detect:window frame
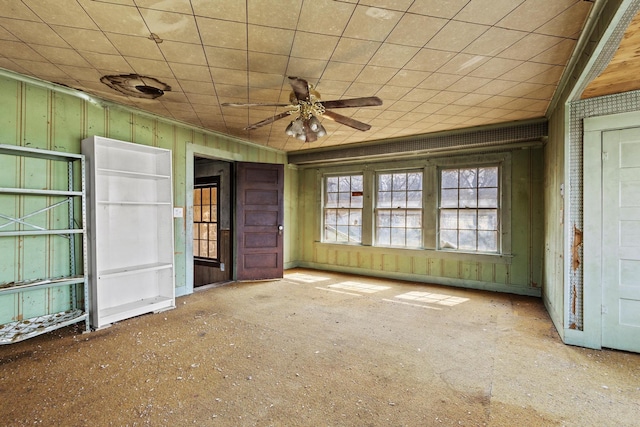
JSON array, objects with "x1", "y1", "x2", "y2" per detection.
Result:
[
  {"x1": 437, "y1": 164, "x2": 501, "y2": 253},
  {"x1": 374, "y1": 169, "x2": 424, "y2": 248},
  {"x1": 193, "y1": 176, "x2": 221, "y2": 266},
  {"x1": 322, "y1": 173, "x2": 365, "y2": 244}
]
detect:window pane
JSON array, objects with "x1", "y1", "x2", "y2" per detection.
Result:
[
  {"x1": 478, "y1": 188, "x2": 498, "y2": 208},
  {"x1": 336, "y1": 209, "x2": 349, "y2": 225},
  {"x1": 350, "y1": 210, "x2": 362, "y2": 227},
  {"x1": 441, "y1": 189, "x2": 459, "y2": 208},
  {"x1": 392, "y1": 173, "x2": 407, "y2": 191},
  {"x1": 406, "y1": 228, "x2": 422, "y2": 247},
  {"x1": 459, "y1": 230, "x2": 477, "y2": 250},
  {"x1": 200, "y1": 223, "x2": 208, "y2": 240},
  {"x1": 202, "y1": 187, "x2": 210, "y2": 204},
  {"x1": 391, "y1": 228, "x2": 405, "y2": 246},
  {"x1": 478, "y1": 210, "x2": 498, "y2": 230},
  {"x1": 202, "y1": 205, "x2": 210, "y2": 221},
  {"x1": 349, "y1": 226, "x2": 362, "y2": 242},
  {"x1": 441, "y1": 170, "x2": 458, "y2": 188},
  {"x1": 194, "y1": 204, "x2": 201, "y2": 222},
  {"x1": 459, "y1": 169, "x2": 477, "y2": 188},
  {"x1": 440, "y1": 210, "x2": 458, "y2": 229},
  {"x1": 325, "y1": 209, "x2": 336, "y2": 225},
  {"x1": 407, "y1": 191, "x2": 422, "y2": 208},
  {"x1": 194, "y1": 188, "x2": 201, "y2": 205},
  {"x1": 351, "y1": 175, "x2": 363, "y2": 192},
  {"x1": 336, "y1": 225, "x2": 349, "y2": 241},
  {"x1": 478, "y1": 231, "x2": 498, "y2": 252},
  {"x1": 377, "y1": 210, "x2": 391, "y2": 227},
  {"x1": 407, "y1": 173, "x2": 422, "y2": 190},
  {"x1": 478, "y1": 167, "x2": 498, "y2": 187},
  {"x1": 392, "y1": 191, "x2": 407, "y2": 208},
  {"x1": 459, "y1": 188, "x2": 477, "y2": 208},
  {"x1": 459, "y1": 211, "x2": 477, "y2": 230},
  {"x1": 326, "y1": 192, "x2": 338, "y2": 207},
  {"x1": 209, "y1": 242, "x2": 217, "y2": 258},
  {"x1": 200, "y1": 240, "x2": 209, "y2": 257},
  {"x1": 440, "y1": 230, "x2": 458, "y2": 249},
  {"x1": 406, "y1": 210, "x2": 422, "y2": 227},
  {"x1": 338, "y1": 176, "x2": 351, "y2": 192},
  {"x1": 391, "y1": 211, "x2": 406, "y2": 227},
  {"x1": 325, "y1": 227, "x2": 337, "y2": 241},
  {"x1": 378, "y1": 191, "x2": 392, "y2": 208},
  {"x1": 377, "y1": 227, "x2": 391, "y2": 245},
  {"x1": 378, "y1": 174, "x2": 392, "y2": 191},
  {"x1": 338, "y1": 192, "x2": 351, "y2": 207},
  {"x1": 326, "y1": 177, "x2": 338, "y2": 192},
  {"x1": 351, "y1": 193, "x2": 363, "y2": 208}
]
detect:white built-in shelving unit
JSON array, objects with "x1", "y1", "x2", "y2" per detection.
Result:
[{"x1": 82, "y1": 136, "x2": 175, "y2": 329}]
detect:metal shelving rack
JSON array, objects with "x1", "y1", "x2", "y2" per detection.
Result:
[{"x1": 0, "y1": 144, "x2": 89, "y2": 344}]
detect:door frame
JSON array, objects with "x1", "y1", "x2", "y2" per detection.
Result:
[
  {"x1": 183, "y1": 143, "x2": 244, "y2": 296},
  {"x1": 583, "y1": 110, "x2": 640, "y2": 349}
]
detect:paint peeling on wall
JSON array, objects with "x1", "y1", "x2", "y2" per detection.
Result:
[{"x1": 572, "y1": 225, "x2": 583, "y2": 271}]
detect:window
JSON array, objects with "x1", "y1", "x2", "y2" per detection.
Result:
[
  {"x1": 376, "y1": 171, "x2": 423, "y2": 247},
  {"x1": 193, "y1": 177, "x2": 219, "y2": 262},
  {"x1": 439, "y1": 166, "x2": 499, "y2": 252},
  {"x1": 323, "y1": 175, "x2": 363, "y2": 243}
]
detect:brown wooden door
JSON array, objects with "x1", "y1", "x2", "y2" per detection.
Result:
[{"x1": 236, "y1": 162, "x2": 284, "y2": 280}]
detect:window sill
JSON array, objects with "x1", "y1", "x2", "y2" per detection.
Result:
[{"x1": 315, "y1": 242, "x2": 513, "y2": 264}]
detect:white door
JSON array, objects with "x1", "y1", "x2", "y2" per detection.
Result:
[{"x1": 602, "y1": 128, "x2": 640, "y2": 352}]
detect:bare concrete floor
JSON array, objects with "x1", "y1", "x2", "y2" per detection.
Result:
[{"x1": 1, "y1": 268, "x2": 639, "y2": 426}]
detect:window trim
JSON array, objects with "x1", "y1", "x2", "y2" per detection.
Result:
[{"x1": 432, "y1": 153, "x2": 511, "y2": 255}]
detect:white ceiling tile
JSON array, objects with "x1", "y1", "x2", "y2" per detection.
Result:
[
  {"x1": 248, "y1": 0, "x2": 301, "y2": 29},
  {"x1": 191, "y1": 0, "x2": 246, "y2": 21},
  {"x1": 79, "y1": 0, "x2": 147, "y2": 36},
  {"x1": 386, "y1": 14, "x2": 447, "y2": 47},
  {"x1": 197, "y1": 17, "x2": 247, "y2": 49},
  {"x1": 297, "y1": 0, "x2": 355, "y2": 36},
  {"x1": 139, "y1": 9, "x2": 201, "y2": 43},
  {"x1": 23, "y1": 0, "x2": 97, "y2": 29},
  {"x1": 454, "y1": 0, "x2": 524, "y2": 25},
  {"x1": 426, "y1": 20, "x2": 489, "y2": 52},
  {"x1": 106, "y1": 33, "x2": 164, "y2": 60},
  {"x1": 160, "y1": 41, "x2": 208, "y2": 66},
  {"x1": 343, "y1": 5, "x2": 403, "y2": 42},
  {"x1": 408, "y1": 0, "x2": 469, "y2": 19},
  {"x1": 248, "y1": 25, "x2": 295, "y2": 56},
  {"x1": 0, "y1": 18, "x2": 69, "y2": 47}
]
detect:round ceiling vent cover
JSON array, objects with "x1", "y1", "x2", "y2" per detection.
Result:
[{"x1": 100, "y1": 74, "x2": 171, "y2": 99}]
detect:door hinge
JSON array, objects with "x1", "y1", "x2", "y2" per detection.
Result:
[
  {"x1": 601, "y1": 305, "x2": 608, "y2": 314},
  {"x1": 602, "y1": 152, "x2": 609, "y2": 161}
]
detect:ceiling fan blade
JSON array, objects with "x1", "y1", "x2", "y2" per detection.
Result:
[
  {"x1": 322, "y1": 110, "x2": 372, "y2": 132},
  {"x1": 244, "y1": 111, "x2": 291, "y2": 130},
  {"x1": 222, "y1": 102, "x2": 292, "y2": 108},
  {"x1": 288, "y1": 76, "x2": 310, "y2": 103},
  {"x1": 321, "y1": 97, "x2": 383, "y2": 109}
]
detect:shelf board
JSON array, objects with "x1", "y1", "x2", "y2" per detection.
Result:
[
  {"x1": 97, "y1": 168, "x2": 170, "y2": 180},
  {"x1": 98, "y1": 296, "x2": 174, "y2": 327},
  {"x1": 97, "y1": 201, "x2": 172, "y2": 206},
  {"x1": 99, "y1": 262, "x2": 173, "y2": 279},
  {"x1": 0, "y1": 310, "x2": 88, "y2": 344},
  {"x1": 0, "y1": 144, "x2": 84, "y2": 161},
  {"x1": 0, "y1": 229, "x2": 84, "y2": 237},
  {"x1": 0, "y1": 187, "x2": 83, "y2": 196},
  {"x1": 0, "y1": 275, "x2": 85, "y2": 295}
]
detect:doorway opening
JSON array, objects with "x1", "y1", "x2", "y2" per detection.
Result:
[{"x1": 193, "y1": 157, "x2": 233, "y2": 287}]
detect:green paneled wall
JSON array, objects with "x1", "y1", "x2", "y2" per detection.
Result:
[
  {"x1": 295, "y1": 147, "x2": 544, "y2": 297},
  {"x1": 0, "y1": 73, "x2": 287, "y2": 324}
]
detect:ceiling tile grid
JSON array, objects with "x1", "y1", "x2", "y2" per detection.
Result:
[{"x1": 0, "y1": 0, "x2": 594, "y2": 151}]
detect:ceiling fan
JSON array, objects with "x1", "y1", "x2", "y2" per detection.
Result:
[{"x1": 222, "y1": 76, "x2": 383, "y2": 143}]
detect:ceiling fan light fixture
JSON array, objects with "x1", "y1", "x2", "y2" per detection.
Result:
[{"x1": 100, "y1": 74, "x2": 171, "y2": 99}]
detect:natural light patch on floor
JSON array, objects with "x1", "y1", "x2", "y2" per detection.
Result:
[
  {"x1": 395, "y1": 291, "x2": 469, "y2": 306},
  {"x1": 328, "y1": 281, "x2": 391, "y2": 293},
  {"x1": 284, "y1": 273, "x2": 331, "y2": 283}
]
